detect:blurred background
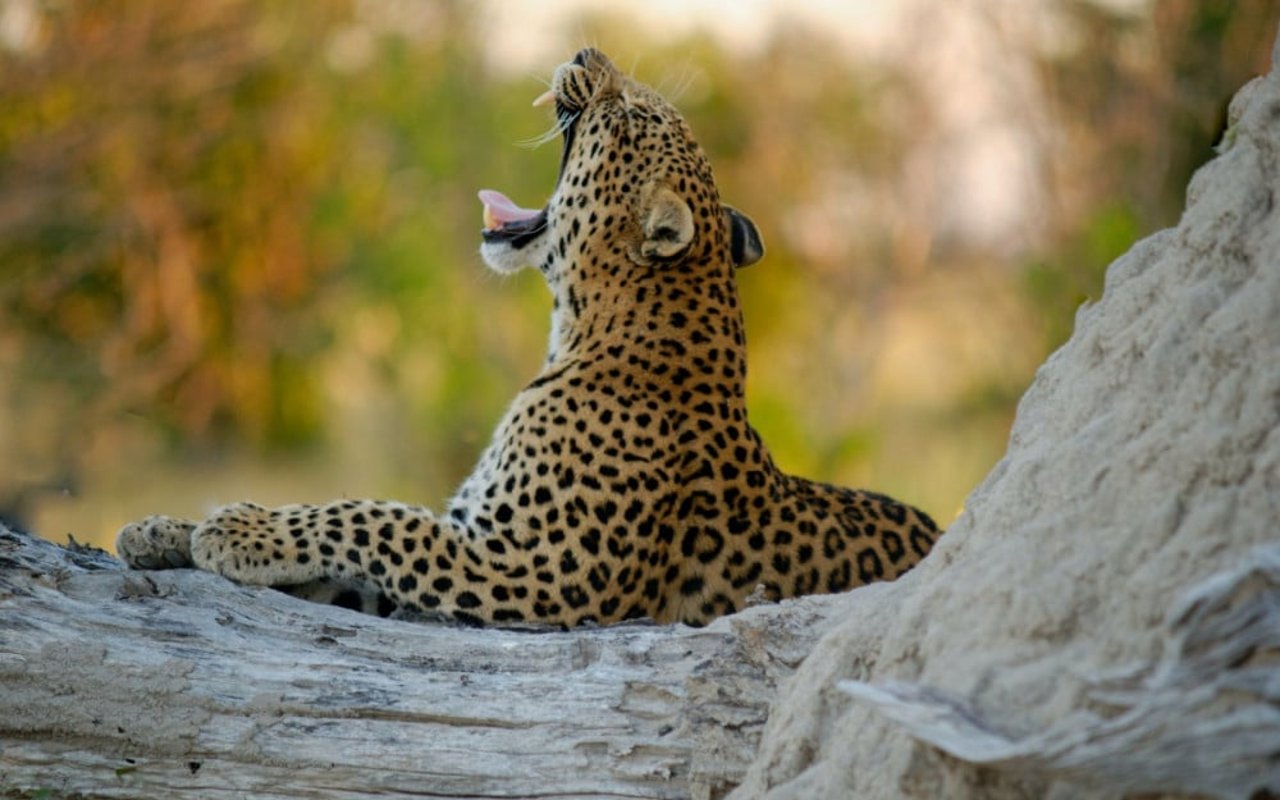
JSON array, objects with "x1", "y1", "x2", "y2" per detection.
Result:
[{"x1": 1, "y1": 0, "x2": 1274, "y2": 549}]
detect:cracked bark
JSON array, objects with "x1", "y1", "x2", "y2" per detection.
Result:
[{"x1": 0, "y1": 527, "x2": 837, "y2": 799}]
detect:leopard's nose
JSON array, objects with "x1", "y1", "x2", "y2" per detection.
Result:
[{"x1": 570, "y1": 48, "x2": 614, "y2": 72}]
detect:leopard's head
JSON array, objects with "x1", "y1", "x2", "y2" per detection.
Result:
[{"x1": 479, "y1": 49, "x2": 762, "y2": 292}]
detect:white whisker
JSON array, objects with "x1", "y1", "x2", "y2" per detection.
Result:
[
  {"x1": 522, "y1": 67, "x2": 553, "y2": 89},
  {"x1": 517, "y1": 125, "x2": 564, "y2": 150},
  {"x1": 657, "y1": 58, "x2": 699, "y2": 104},
  {"x1": 517, "y1": 109, "x2": 579, "y2": 150}
]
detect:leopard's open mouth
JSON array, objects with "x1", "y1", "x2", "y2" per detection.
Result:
[
  {"x1": 478, "y1": 190, "x2": 548, "y2": 250},
  {"x1": 479, "y1": 75, "x2": 583, "y2": 251}
]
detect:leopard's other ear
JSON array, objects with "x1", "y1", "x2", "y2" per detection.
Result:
[
  {"x1": 725, "y1": 206, "x2": 763, "y2": 268},
  {"x1": 634, "y1": 185, "x2": 695, "y2": 264}
]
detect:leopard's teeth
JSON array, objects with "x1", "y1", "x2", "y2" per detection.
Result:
[
  {"x1": 483, "y1": 205, "x2": 499, "y2": 231},
  {"x1": 532, "y1": 89, "x2": 556, "y2": 108}
]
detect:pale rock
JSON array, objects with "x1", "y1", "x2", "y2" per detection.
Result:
[{"x1": 732, "y1": 24, "x2": 1280, "y2": 800}]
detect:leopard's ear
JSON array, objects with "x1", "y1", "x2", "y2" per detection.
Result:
[
  {"x1": 634, "y1": 185, "x2": 695, "y2": 264},
  {"x1": 725, "y1": 206, "x2": 763, "y2": 268}
]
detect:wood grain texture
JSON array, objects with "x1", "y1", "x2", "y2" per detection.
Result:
[{"x1": 0, "y1": 527, "x2": 838, "y2": 799}]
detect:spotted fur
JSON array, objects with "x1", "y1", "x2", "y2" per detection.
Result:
[{"x1": 116, "y1": 49, "x2": 941, "y2": 627}]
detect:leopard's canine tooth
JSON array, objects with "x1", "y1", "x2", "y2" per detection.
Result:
[{"x1": 532, "y1": 89, "x2": 556, "y2": 108}]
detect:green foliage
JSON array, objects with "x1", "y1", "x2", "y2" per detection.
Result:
[
  {"x1": 0, "y1": 0, "x2": 1273, "y2": 539},
  {"x1": 1024, "y1": 202, "x2": 1141, "y2": 348},
  {"x1": 1020, "y1": 0, "x2": 1277, "y2": 350}
]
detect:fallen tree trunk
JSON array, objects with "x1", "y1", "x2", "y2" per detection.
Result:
[{"x1": 0, "y1": 527, "x2": 838, "y2": 799}]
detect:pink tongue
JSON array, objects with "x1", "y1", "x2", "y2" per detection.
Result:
[{"x1": 479, "y1": 189, "x2": 542, "y2": 226}]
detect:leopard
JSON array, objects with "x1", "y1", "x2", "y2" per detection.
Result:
[{"x1": 116, "y1": 48, "x2": 942, "y2": 628}]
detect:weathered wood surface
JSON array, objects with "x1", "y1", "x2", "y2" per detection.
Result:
[{"x1": 0, "y1": 526, "x2": 837, "y2": 799}]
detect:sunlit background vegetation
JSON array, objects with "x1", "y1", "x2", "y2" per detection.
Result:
[{"x1": 1, "y1": 0, "x2": 1274, "y2": 548}]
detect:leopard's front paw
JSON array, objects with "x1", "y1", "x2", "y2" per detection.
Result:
[
  {"x1": 191, "y1": 502, "x2": 324, "y2": 586},
  {"x1": 115, "y1": 515, "x2": 197, "y2": 570}
]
